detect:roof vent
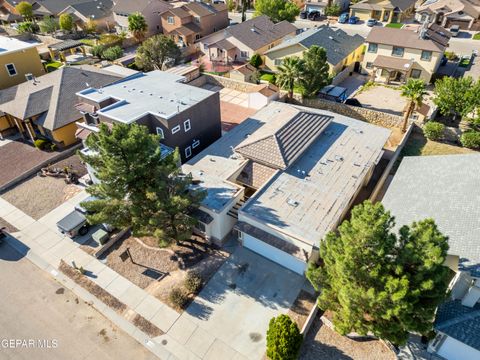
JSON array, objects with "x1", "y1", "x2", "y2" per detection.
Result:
[
  {"x1": 328, "y1": 36, "x2": 333, "y2": 40},
  {"x1": 287, "y1": 198, "x2": 299, "y2": 207}
]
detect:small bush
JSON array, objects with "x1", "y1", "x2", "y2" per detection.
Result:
[
  {"x1": 91, "y1": 45, "x2": 105, "y2": 58},
  {"x1": 169, "y1": 288, "x2": 189, "y2": 309},
  {"x1": 50, "y1": 143, "x2": 57, "y2": 151},
  {"x1": 423, "y1": 121, "x2": 445, "y2": 141},
  {"x1": 325, "y1": 4, "x2": 341, "y2": 16},
  {"x1": 266, "y1": 314, "x2": 303, "y2": 360},
  {"x1": 184, "y1": 271, "x2": 203, "y2": 294},
  {"x1": 460, "y1": 131, "x2": 480, "y2": 149},
  {"x1": 249, "y1": 54, "x2": 263, "y2": 68},
  {"x1": 473, "y1": 33, "x2": 480, "y2": 40},
  {"x1": 444, "y1": 51, "x2": 457, "y2": 61},
  {"x1": 17, "y1": 21, "x2": 38, "y2": 34},
  {"x1": 102, "y1": 45, "x2": 124, "y2": 61},
  {"x1": 34, "y1": 139, "x2": 48, "y2": 150}
]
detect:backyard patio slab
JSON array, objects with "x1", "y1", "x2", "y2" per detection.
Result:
[{"x1": 354, "y1": 85, "x2": 407, "y2": 116}]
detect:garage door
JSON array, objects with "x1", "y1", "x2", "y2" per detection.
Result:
[{"x1": 242, "y1": 234, "x2": 307, "y2": 275}]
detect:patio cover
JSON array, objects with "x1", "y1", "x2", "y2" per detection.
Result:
[
  {"x1": 48, "y1": 39, "x2": 84, "y2": 52},
  {"x1": 211, "y1": 39, "x2": 236, "y2": 51},
  {"x1": 373, "y1": 55, "x2": 414, "y2": 72}
]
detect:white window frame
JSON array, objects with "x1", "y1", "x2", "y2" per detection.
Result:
[
  {"x1": 240, "y1": 51, "x2": 248, "y2": 58},
  {"x1": 171, "y1": 125, "x2": 181, "y2": 134},
  {"x1": 184, "y1": 119, "x2": 191, "y2": 132},
  {"x1": 367, "y1": 43, "x2": 378, "y2": 53},
  {"x1": 5, "y1": 63, "x2": 17, "y2": 76},
  {"x1": 185, "y1": 146, "x2": 192, "y2": 158},
  {"x1": 167, "y1": 16, "x2": 174, "y2": 24},
  {"x1": 156, "y1": 127, "x2": 164, "y2": 139},
  {"x1": 421, "y1": 50, "x2": 432, "y2": 61},
  {"x1": 192, "y1": 139, "x2": 200, "y2": 148}
]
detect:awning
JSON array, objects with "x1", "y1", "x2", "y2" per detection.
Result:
[
  {"x1": 373, "y1": 55, "x2": 414, "y2": 72},
  {"x1": 211, "y1": 39, "x2": 236, "y2": 51},
  {"x1": 48, "y1": 39, "x2": 84, "y2": 52}
]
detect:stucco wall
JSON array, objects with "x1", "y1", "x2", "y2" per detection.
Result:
[
  {"x1": 0, "y1": 47, "x2": 45, "y2": 89},
  {"x1": 52, "y1": 121, "x2": 82, "y2": 147}
]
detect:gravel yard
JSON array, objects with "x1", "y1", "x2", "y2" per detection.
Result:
[
  {"x1": 288, "y1": 290, "x2": 317, "y2": 329},
  {"x1": 1, "y1": 155, "x2": 86, "y2": 220},
  {"x1": 299, "y1": 316, "x2": 396, "y2": 360}
]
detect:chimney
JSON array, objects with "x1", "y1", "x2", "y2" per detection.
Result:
[{"x1": 461, "y1": 279, "x2": 480, "y2": 307}]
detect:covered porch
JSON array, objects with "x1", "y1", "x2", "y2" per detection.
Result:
[
  {"x1": 48, "y1": 40, "x2": 87, "y2": 63},
  {"x1": 371, "y1": 55, "x2": 413, "y2": 84},
  {"x1": 206, "y1": 39, "x2": 237, "y2": 64},
  {"x1": 170, "y1": 23, "x2": 202, "y2": 47}
]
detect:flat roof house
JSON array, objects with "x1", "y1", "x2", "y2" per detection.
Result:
[
  {"x1": 381, "y1": 154, "x2": 480, "y2": 360},
  {"x1": 363, "y1": 23, "x2": 450, "y2": 84},
  {"x1": 264, "y1": 26, "x2": 365, "y2": 75},
  {"x1": 198, "y1": 15, "x2": 297, "y2": 64},
  {"x1": 0, "y1": 65, "x2": 121, "y2": 147},
  {"x1": 182, "y1": 102, "x2": 390, "y2": 274},
  {"x1": 76, "y1": 70, "x2": 222, "y2": 163}
]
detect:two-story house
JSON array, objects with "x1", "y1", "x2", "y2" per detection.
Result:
[
  {"x1": 160, "y1": 2, "x2": 228, "y2": 47},
  {"x1": 198, "y1": 15, "x2": 297, "y2": 64},
  {"x1": 112, "y1": 0, "x2": 172, "y2": 36},
  {"x1": 75, "y1": 71, "x2": 222, "y2": 163},
  {"x1": 350, "y1": 0, "x2": 417, "y2": 23},
  {"x1": 362, "y1": 24, "x2": 450, "y2": 83}
]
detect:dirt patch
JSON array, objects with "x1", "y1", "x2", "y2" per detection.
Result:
[
  {"x1": 0, "y1": 217, "x2": 18, "y2": 233},
  {"x1": 132, "y1": 314, "x2": 164, "y2": 337},
  {"x1": 299, "y1": 316, "x2": 396, "y2": 360},
  {"x1": 288, "y1": 290, "x2": 317, "y2": 329},
  {"x1": 59, "y1": 260, "x2": 127, "y2": 314},
  {"x1": 53, "y1": 154, "x2": 88, "y2": 177}
]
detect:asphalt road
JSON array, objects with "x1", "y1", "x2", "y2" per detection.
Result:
[{"x1": 0, "y1": 242, "x2": 157, "y2": 360}]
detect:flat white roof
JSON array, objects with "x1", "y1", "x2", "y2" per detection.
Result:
[
  {"x1": 77, "y1": 71, "x2": 215, "y2": 122},
  {"x1": 0, "y1": 37, "x2": 39, "y2": 56}
]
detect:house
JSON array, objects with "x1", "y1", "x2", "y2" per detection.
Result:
[
  {"x1": 229, "y1": 63, "x2": 258, "y2": 83},
  {"x1": 112, "y1": 0, "x2": 172, "y2": 36},
  {"x1": 350, "y1": 0, "x2": 417, "y2": 23},
  {"x1": 0, "y1": 0, "x2": 22, "y2": 22},
  {"x1": 416, "y1": 0, "x2": 480, "y2": 30},
  {"x1": 58, "y1": 0, "x2": 114, "y2": 31},
  {"x1": 0, "y1": 66, "x2": 122, "y2": 147},
  {"x1": 182, "y1": 102, "x2": 390, "y2": 274},
  {"x1": 362, "y1": 24, "x2": 450, "y2": 83},
  {"x1": 264, "y1": 26, "x2": 365, "y2": 76},
  {"x1": 198, "y1": 15, "x2": 297, "y2": 64},
  {"x1": 160, "y1": 2, "x2": 228, "y2": 47},
  {"x1": 75, "y1": 70, "x2": 222, "y2": 163},
  {"x1": 0, "y1": 36, "x2": 45, "y2": 90},
  {"x1": 304, "y1": 0, "x2": 351, "y2": 14},
  {"x1": 381, "y1": 154, "x2": 480, "y2": 360}
]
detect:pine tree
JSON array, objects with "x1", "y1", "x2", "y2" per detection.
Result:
[
  {"x1": 307, "y1": 201, "x2": 451, "y2": 346},
  {"x1": 266, "y1": 315, "x2": 303, "y2": 360}
]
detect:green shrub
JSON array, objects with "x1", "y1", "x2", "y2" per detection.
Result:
[
  {"x1": 91, "y1": 45, "x2": 105, "y2": 58},
  {"x1": 249, "y1": 54, "x2": 263, "y2": 68},
  {"x1": 17, "y1": 21, "x2": 38, "y2": 34},
  {"x1": 473, "y1": 33, "x2": 480, "y2": 40},
  {"x1": 423, "y1": 121, "x2": 445, "y2": 141},
  {"x1": 34, "y1": 139, "x2": 48, "y2": 150},
  {"x1": 266, "y1": 315, "x2": 303, "y2": 360},
  {"x1": 325, "y1": 4, "x2": 341, "y2": 16},
  {"x1": 169, "y1": 288, "x2": 189, "y2": 309},
  {"x1": 50, "y1": 143, "x2": 57, "y2": 151},
  {"x1": 184, "y1": 271, "x2": 203, "y2": 294},
  {"x1": 460, "y1": 131, "x2": 480, "y2": 149},
  {"x1": 102, "y1": 45, "x2": 123, "y2": 61},
  {"x1": 444, "y1": 51, "x2": 457, "y2": 61}
]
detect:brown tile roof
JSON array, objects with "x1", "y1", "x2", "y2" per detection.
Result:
[
  {"x1": 372, "y1": 55, "x2": 414, "y2": 71},
  {"x1": 233, "y1": 63, "x2": 257, "y2": 75},
  {"x1": 173, "y1": 22, "x2": 201, "y2": 36},
  {"x1": 366, "y1": 26, "x2": 448, "y2": 52},
  {"x1": 213, "y1": 38, "x2": 236, "y2": 50},
  {"x1": 168, "y1": 6, "x2": 190, "y2": 18},
  {"x1": 235, "y1": 110, "x2": 332, "y2": 169},
  {"x1": 250, "y1": 83, "x2": 279, "y2": 97},
  {"x1": 227, "y1": 15, "x2": 297, "y2": 51},
  {"x1": 236, "y1": 160, "x2": 277, "y2": 189},
  {"x1": 113, "y1": 0, "x2": 172, "y2": 14}
]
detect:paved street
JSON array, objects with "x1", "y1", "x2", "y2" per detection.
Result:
[{"x1": 0, "y1": 242, "x2": 157, "y2": 360}]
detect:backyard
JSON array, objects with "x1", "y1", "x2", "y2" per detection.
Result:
[
  {"x1": 401, "y1": 131, "x2": 476, "y2": 157},
  {"x1": 354, "y1": 84, "x2": 406, "y2": 116}
]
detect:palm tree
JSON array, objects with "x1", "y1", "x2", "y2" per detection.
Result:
[
  {"x1": 400, "y1": 78, "x2": 427, "y2": 132},
  {"x1": 128, "y1": 12, "x2": 148, "y2": 41},
  {"x1": 276, "y1": 56, "x2": 302, "y2": 102}
]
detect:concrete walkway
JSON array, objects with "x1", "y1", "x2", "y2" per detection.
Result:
[{"x1": 0, "y1": 193, "x2": 251, "y2": 360}]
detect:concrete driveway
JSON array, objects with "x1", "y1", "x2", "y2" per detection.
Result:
[{"x1": 169, "y1": 247, "x2": 304, "y2": 359}]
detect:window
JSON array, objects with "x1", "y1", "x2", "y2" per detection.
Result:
[
  {"x1": 421, "y1": 50, "x2": 432, "y2": 61},
  {"x1": 366, "y1": 62, "x2": 373, "y2": 69},
  {"x1": 167, "y1": 16, "x2": 174, "y2": 24},
  {"x1": 192, "y1": 139, "x2": 200, "y2": 148},
  {"x1": 274, "y1": 58, "x2": 283, "y2": 66},
  {"x1": 171, "y1": 125, "x2": 181, "y2": 134},
  {"x1": 5, "y1": 63, "x2": 17, "y2": 76},
  {"x1": 381, "y1": 69, "x2": 389, "y2": 77},
  {"x1": 240, "y1": 51, "x2": 248, "y2": 58},
  {"x1": 156, "y1": 127, "x2": 164, "y2": 139},
  {"x1": 411, "y1": 69, "x2": 422, "y2": 79},
  {"x1": 184, "y1": 119, "x2": 191, "y2": 132},
  {"x1": 391, "y1": 46, "x2": 404, "y2": 57},
  {"x1": 367, "y1": 43, "x2": 378, "y2": 53},
  {"x1": 185, "y1": 146, "x2": 192, "y2": 158}
]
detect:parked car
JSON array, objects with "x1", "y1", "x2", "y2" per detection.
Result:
[
  {"x1": 366, "y1": 18, "x2": 377, "y2": 27},
  {"x1": 450, "y1": 25, "x2": 460, "y2": 37},
  {"x1": 308, "y1": 10, "x2": 321, "y2": 21},
  {"x1": 338, "y1": 13, "x2": 349, "y2": 23},
  {"x1": 300, "y1": 10, "x2": 308, "y2": 19},
  {"x1": 348, "y1": 16, "x2": 359, "y2": 24}
]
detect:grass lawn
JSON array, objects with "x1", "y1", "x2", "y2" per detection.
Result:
[
  {"x1": 385, "y1": 23, "x2": 403, "y2": 28},
  {"x1": 259, "y1": 72, "x2": 276, "y2": 84},
  {"x1": 45, "y1": 61, "x2": 63, "y2": 72},
  {"x1": 401, "y1": 131, "x2": 474, "y2": 157},
  {"x1": 473, "y1": 33, "x2": 480, "y2": 40},
  {"x1": 80, "y1": 38, "x2": 95, "y2": 47}
]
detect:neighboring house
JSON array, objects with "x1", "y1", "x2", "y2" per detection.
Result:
[
  {"x1": 416, "y1": 0, "x2": 480, "y2": 30},
  {"x1": 198, "y1": 15, "x2": 297, "y2": 63},
  {"x1": 350, "y1": 0, "x2": 417, "y2": 23},
  {"x1": 0, "y1": 0, "x2": 22, "y2": 22},
  {"x1": 381, "y1": 154, "x2": 480, "y2": 360},
  {"x1": 112, "y1": 0, "x2": 172, "y2": 35},
  {"x1": 75, "y1": 70, "x2": 222, "y2": 163},
  {"x1": 230, "y1": 63, "x2": 258, "y2": 83},
  {"x1": 182, "y1": 102, "x2": 390, "y2": 274},
  {"x1": 363, "y1": 24, "x2": 450, "y2": 83},
  {"x1": 0, "y1": 66, "x2": 122, "y2": 147},
  {"x1": 0, "y1": 36, "x2": 44, "y2": 90},
  {"x1": 304, "y1": 0, "x2": 351, "y2": 14},
  {"x1": 160, "y1": 2, "x2": 228, "y2": 47},
  {"x1": 264, "y1": 26, "x2": 365, "y2": 76},
  {"x1": 58, "y1": 0, "x2": 114, "y2": 31}
]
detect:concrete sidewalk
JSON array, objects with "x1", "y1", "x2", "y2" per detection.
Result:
[{"x1": 0, "y1": 194, "x2": 250, "y2": 360}]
